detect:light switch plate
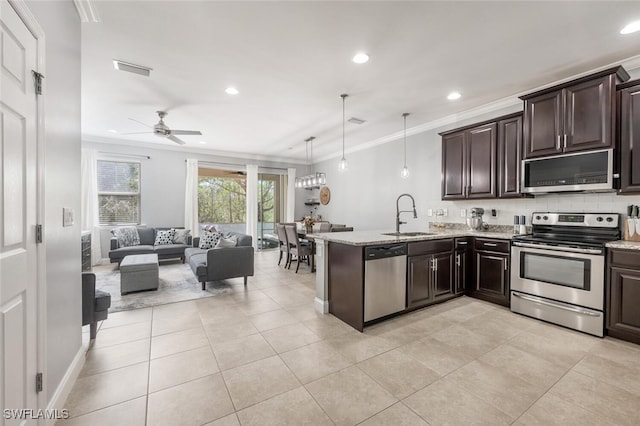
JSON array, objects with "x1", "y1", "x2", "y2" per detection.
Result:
[
  {"x1": 427, "y1": 209, "x2": 433, "y2": 217},
  {"x1": 443, "y1": 209, "x2": 448, "y2": 217},
  {"x1": 63, "y1": 208, "x2": 74, "y2": 227},
  {"x1": 460, "y1": 209, "x2": 466, "y2": 217}
]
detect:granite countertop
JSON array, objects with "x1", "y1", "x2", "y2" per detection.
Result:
[
  {"x1": 606, "y1": 240, "x2": 640, "y2": 251},
  {"x1": 312, "y1": 226, "x2": 520, "y2": 246}
]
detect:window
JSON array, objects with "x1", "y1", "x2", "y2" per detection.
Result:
[
  {"x1": 198, "y1": 169, "x2": 246, "y2": 228},
  {"x1": 97, "y1": 160, "x2": 140, "y2": 224}
]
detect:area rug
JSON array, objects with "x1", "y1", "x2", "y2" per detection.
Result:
[{"x1": 94, "y1": 262, "x2": 234, "y2": 312}]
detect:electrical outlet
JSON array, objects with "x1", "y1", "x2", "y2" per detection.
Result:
[
  {"x1": 460, "y1": 209, "x2": 466, "y2": 217},
  {"x1": 427, "y1": 209, "x2": 433, "y2": 217},
  {"x1": 443, "y1": 209, "x2": 448, "y2": 217},
  {"x1": 491, "y1": 209, "x2": 497, "y2": 217}
]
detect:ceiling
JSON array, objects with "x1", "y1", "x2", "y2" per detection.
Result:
[{"x1": 81, "y1": 1, "x2": 640, "y2": 163}]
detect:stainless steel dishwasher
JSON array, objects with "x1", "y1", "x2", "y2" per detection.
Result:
[{"x1": 364, "y1": 244, "x2": 407, "y2": 322}]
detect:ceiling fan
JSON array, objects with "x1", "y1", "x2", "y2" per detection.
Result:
[{"x1": 122, "y1": 111, "x2": 202, "y2": 145}]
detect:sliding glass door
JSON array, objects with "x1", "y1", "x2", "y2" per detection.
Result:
[{"x1": 257, "y1": 173, "x2": 287, "y2": 250}]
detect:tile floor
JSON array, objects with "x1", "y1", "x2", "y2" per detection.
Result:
[{"x1": 61, "y1": 251, "x2": 640, "y2": 425}]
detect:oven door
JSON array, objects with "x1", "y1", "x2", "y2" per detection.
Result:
[{"x1": 510, "y1": 243, "x2": 604, "y2": 310}]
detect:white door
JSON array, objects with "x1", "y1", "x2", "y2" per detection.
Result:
[{"x1": 1, "y1": 0, "x2": 40, "y2": 421}]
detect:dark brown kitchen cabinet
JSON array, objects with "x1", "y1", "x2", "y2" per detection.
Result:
[
  {"x1": 469, "y1": 238, "x2": 510, "y2": 307},
  {"x1": 441, "y1": 132, "x2": 466, "y2": 199},
  {"x1": 618, "y1": 79, "x2": 640, "y2": 194},
  {"x1": 521, "y1": 67, "x2": 629, "y2": 159},
  {"x1": 441, "y1": 121, "x2": 499, "y2": 200},
  {"x1": 497, "y1": 113, "x2": 524, "y2": 197},
  {"x1": 407, "y1": 239, "x2": 454, "y2": 309},
  {"x1": 607, "y1": 249, "x2": 640, "y2": 344},
  {"x1": 454, "y1": 238, "x2": 470, "y2": 294}
]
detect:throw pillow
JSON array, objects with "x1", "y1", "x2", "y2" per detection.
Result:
[
  {"x1": 172, "y1": 228, "x2": 191, "y2": 244},
  {"x1": 111, "y1": 226, "x2": 140, "y2": 247},
  {"x1": 199, "y1": 231, "x2": 221, "y2": 249},
  {"x1": 215, "y1": 234, "x2": 238, "y2": 248},
  {"x1": 155, "y1": 229, "x2": 176, "y2": 246}
]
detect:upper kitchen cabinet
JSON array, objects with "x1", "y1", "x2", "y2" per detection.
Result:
[
  {"x1": 497, "y1": 113, "x2": 524, "y2": 198},
  {"x1": 521, "y1": 66, "x2": 629, "y2": 159},
  {"x1": 441, "y1": 113, "x2": 524, "y2": 200},
  {"x1": 441, "y1": 122, "x2": 497, "y2": 200},
  {"x1": 618, "y1": 79, "x2": 640, "y2": 194}
]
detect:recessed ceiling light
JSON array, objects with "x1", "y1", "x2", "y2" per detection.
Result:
[
  {"x1": 112, "y1": 59, "x2": 152, "y2": 77},
  {"x1": 352, "y1": 52, "x2": 369, "y2": 64},
  {"x1": 199, "y1": 141, "x2": 206, "y2": 145},
  {"x1": 620, "y1": 20, "x2": 640, "y2": 34},
  {"x1": 225, "y1": 87, "x2": 239, "y2": 95},
  {"x1": 107, "y1": 129, "x2": 118, "y2": 134},
  {"x1": 447, "y1": 91, "x2": 462, "y2": 100}
]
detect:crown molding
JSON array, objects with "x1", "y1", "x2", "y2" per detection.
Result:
[
  {"x1": 73, "y1": 0, "x2": 100, "y2": 23},
  {"x1": 82, "y1": 134, "x2": 307, "y2": 166}
]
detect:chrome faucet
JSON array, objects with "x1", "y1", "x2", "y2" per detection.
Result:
[{"x1": 396, "y1": 193, "x2": 417, "y2": 233}]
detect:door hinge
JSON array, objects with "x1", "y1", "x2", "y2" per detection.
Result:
[
  {"x1": 35, "y1": 372, "x2": 43, "y2": 393},
  {"x1": 32, "y1": 70, "x2": 44, "y2": 95},
  {"x1": 36, "y1": 224, "x2": 43, "y2": 243}
]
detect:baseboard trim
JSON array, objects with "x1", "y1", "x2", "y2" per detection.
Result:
[
  {"x1": 314, "y1": 297, "x2": 329, "y2": 314},
  {"x1": 46, "y1": 344, "x2": 86, "y2": 425}
]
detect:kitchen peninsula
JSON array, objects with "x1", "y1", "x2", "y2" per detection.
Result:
[{"x1": 312, "y1": 227, "x2": 516, "y2": 331}]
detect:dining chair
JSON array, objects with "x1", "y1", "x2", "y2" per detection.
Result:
[
  {"x1": 275, "y1": 223, "x2": 290, "y2": 267},
  {"x1": 284, "y1": 224, "x2": 312, "y2": 273}
]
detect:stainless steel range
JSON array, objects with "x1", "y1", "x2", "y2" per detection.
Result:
[{"x1": 510, "y1": 212, "x2": 620, "y2": 337}]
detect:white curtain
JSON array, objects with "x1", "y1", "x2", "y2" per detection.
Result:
[
  {"x1": 81, "y1": 149, "x2": 101, "y2": 264},
  {"x1": 185, "y1": 159, "x2": 200, "y2": 237},
  {"x1": 246, "y1": 164, "x2": 258, "y2": 249},
  {"x1": 286, "y1": 167, "x2": 296, "y2": 222}
]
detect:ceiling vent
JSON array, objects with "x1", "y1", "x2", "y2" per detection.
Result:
[
  {"x1": 113, "y1": 60, "x2": 152, "y2": 77},
  {"x1": 348, "y1": 117, "x2": 366, "y2": 125}
]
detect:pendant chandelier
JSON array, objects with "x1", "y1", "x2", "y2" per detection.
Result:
[
  {"x1": 338, "y1": 94, "x2": 349, "y2": 172},
  {"x1": 294, "y1": 136, "x2": 326, "y2": 188},
  {"x1": 401, "y1": 113, "x2": 410, "y2": 179}
]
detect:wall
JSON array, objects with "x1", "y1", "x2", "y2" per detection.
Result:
[
  {"x1": 25, "y1": 0, "x2": 82, "y2": 401},
  {"x1": 313, "y1": 72, "x2": 640, "y2": 232},
  {"x1": 82, "y1": 140, "x2": 306, "y2": 256}
]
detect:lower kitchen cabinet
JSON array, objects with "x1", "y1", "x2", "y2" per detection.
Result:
[
  {"x1": 469, "y1": 238, "x2": 510, "y2": 307},
  {"x1": 607, "y1": 249, "x2": 640, "y2": 344},
  {"x1": 454, "y1": 237, "x2": 470, "y2": 294},
  {"x1": 407, "y1": 239, "x2": 455, "y2": 309}
]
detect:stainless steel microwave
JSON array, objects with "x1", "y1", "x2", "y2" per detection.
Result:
[{"x1": 522, "y1": 149, "x2": 615, "y2": 194}]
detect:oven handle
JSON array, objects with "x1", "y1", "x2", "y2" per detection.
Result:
[
  {"x1": 512, "y1": 241, "x2": 603, "y2": 255},
  {"x1": 512, "y1": 292, "x2": 601, "y2": 317}
]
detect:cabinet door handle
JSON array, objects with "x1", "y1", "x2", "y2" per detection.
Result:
[
  {"x1": 457, "y1": 241, "x2": 468, "y2": 245},
  {"x1": 434, "y1": 258, "x2": 438, "y2": 272},
  {"x1": 456, "y1": 254, "x2": 461, "y2": 267},
  {"x1": 556, "y1": 135, "x2": 561, "y2": 149},
  {"x1": 484, "y1": 243, "x2": 497, "y2": 247},
  {"x1": 563, "y1": 134, "x2": 567, "y2": 149},
  {"x1": 504, "y1": 260, "x2": 509, "y2": 271}
]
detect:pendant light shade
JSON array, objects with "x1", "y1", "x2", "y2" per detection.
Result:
[
  {"x1": 339, "y1": 94, "x2": 349, "y2": 172},
  {"x1": 401, "y1": 112, "x2": 410, "y2": 179}
]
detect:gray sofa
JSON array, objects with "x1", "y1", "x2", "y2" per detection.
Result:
[
  {"x1": 109, "y1": 226, "x2": 193, "y2": 264},
  {"x1": 184, "y1": 232, "x2": 254, "y2": 290}
]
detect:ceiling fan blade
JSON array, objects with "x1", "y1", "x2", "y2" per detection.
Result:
[
  {"x1": 168, "y1": 135, "x2": 186, "y2": 145},
  {"x1": 170, "y1": 130, "x2": 202, "y2": 136},
  {"x1": 128, "y1": 118, "x2": 153, "y2": 128},
  {"x1": 120, "y1": 131, "x2": 154, "y2": 135}
]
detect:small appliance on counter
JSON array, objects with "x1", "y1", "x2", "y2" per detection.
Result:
[{"x1": 466, "y1": 208, "x2": 485, "y2": 231}]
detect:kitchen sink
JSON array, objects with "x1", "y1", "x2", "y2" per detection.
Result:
[{"x1": 381, "y1": 231, "x2": 432, "y2": 237}]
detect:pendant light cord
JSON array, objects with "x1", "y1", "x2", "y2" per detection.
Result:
[
  {"x1": 403, "y1": 113, "x2": 409, "y2": 167},
  {"x1": 341, "y1": 94, "x2": 348, "y2": 160}
]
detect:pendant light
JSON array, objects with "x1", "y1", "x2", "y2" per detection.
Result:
[
  {"x1": 338, "y1": 94, "x2": 349, "y2": 172},
  {"x1": 294, "y1": 137, "x2": 326, "y2": 188},
  {"x1": 401, "y1": 113, "x2": 410, "y2": 179}
]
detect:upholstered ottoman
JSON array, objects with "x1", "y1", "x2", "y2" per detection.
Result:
[{"x1": 120, "y1": 254, "x2": 159, "y2": 295}]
